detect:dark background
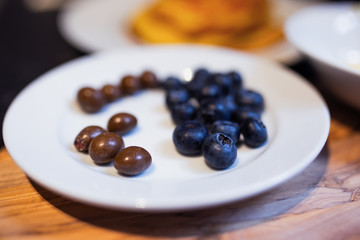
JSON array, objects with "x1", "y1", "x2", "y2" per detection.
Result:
[
  {"x1": 0, "y1": 0, "x2": 356, "y2": 148},
  {"x1": 0, "y1": 0, "x2": 84, "y2": 147}
]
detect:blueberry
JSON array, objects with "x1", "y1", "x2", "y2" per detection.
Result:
[
  {"x1": 201, "y1": 133, "x2": 237, "y2": 170},
  {"x1": 186, "y1": 80, "x2": 203, "y2": 99},
  {"x1": 241, "y1": 118, "x2": 268, "y2": 148},
  {"x1": 170, "y1": 100, "x2": 198, "y2": 124},
  {"x1": 227, "y1": 71, "x2": 243, "y2": 92},
  {"x1": 173, "y1": 120, "x2": 208, "y2": 156},
  {"x1": 210, "y1": 120, "x2": 240, "y2": 144},
  {"x1": 220, "y1": 95, "x2": 237, "y2": 116},
  {"x1": 234, "y1": 89, "x2": 265, "y2": 113},
  {"x1": 197, "y1": 83, "x2": 222, "y2": 100},
  {"x1": 166, "y1": 88, "x2": 190, "y2": 109},
  {"x1": 162, "y1": 76, "x2": 184, "y2": 90},
  {"x1": 231, "y1": 106, "x2": 261, "y2": 127},
  {"x1": 193, "y1": 68, "x2": 210, "y2": 82},
  {"x1": 186, "y1": 68, "x2": 210, "y2": 98},
  {"x1": 197, "y1": 99, "x2": 231, "y2": 127},
  {"x1": 210, "y1": 73, "x2": 232, "y2": 95}
]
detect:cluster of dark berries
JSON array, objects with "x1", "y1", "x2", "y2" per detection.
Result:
[
  {"x1": 74, "y1": 112, "x2": 152, "y2": 176},
  {"x1": 77, "y1": 71, "x2": 160, "y2": 113},
  {"x1": 166, "y1": 68, "x2": 268, "y2": 170}
]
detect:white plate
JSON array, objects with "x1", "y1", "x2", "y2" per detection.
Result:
[
  {"x1": 57, "y1": 0, "x2": 324, "y2": 64},
  {"x1": 3, "y1": 45, "x2": 330, "y2": 212}
]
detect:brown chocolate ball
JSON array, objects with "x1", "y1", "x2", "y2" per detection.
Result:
[
  {"x1": 139, "y1": 70, "x2": 159, "y2": 88},
  {"x1": 77, "y1": 87, "x2": 105, "y2": 113},
  {"x1": 107, "y1": 112, "x2": 137, "y2": 136},
  {"x1": 89, "y1": 132, "x2": 124, "y2": 164},
  {"x1": 119, "y1": 75, "x2": 140, "y2": 95},
  {"x1": 114, "y1": 146, "x2": 152, "y2": 175},
  {"x1": 101, "y1": 84, "x2": 121, "y2": 103},
  {"x1": 74, "y1": 125, "x2": 106, "y2": 153}
]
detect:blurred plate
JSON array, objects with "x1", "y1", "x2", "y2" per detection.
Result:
[
  {"x1": 285, "y1": 2, "x2": 360, "y2": 109},
  {"x1": 3, "y1": 45, "x2": 330, "y2": 212},
  {"x1": 57, "y1": 0, "x2": 323, "y2": 64}
]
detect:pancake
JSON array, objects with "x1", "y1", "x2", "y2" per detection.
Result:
[{"x1": 131, "y1": 0, "x2": 283, "y2": 50}]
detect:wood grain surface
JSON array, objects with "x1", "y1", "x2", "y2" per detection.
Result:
[{"x1": 1, "y1": 93, "x2": 360, "y2": 240}]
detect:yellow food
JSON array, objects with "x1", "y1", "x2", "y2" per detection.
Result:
[{"x1": 130, "y1": 0, "x2": 283, "y2": 50}]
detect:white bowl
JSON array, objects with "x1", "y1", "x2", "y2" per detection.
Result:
[{"x1": 285, "y1": 2, "x2": 360, "y2": 110}]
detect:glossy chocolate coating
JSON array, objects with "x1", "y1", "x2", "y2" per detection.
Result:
[
  {"x1": 77, "y1": 87, "x2": 105, "y2": 113},
  {"x1": 139, "y1": 70, "x2": 159, "y2": 88},
  {"x1": 101, "y1": 84, "x2": 121, "y2": 102},
  {"x1": 74, "y1": 125, "x2": 106, "y2": 153},
  {"x1": 114, "y1": 146, "x2": 152, "y2": 175},
  {"x1": 88, "y1": 132, "x2": 124, "y2": 164},
  {"x1": 107, "y1": 112, "x2": 137, "y2": 136},
  {"x1": 119, "y1": 75, "x2": 140, "y2": 95}
]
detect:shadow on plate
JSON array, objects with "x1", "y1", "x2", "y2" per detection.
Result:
[{"x1": 30, "y1": 145, "x2": 329, "y2": 238}]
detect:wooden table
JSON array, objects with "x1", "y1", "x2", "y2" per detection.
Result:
[{"x1": 1, "y1": 89, "x2": 360, "y2": 240}]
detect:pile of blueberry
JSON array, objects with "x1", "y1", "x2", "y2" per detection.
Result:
[{"x1": 164, "y1": 68, "x2": 267, "y2": 170}]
